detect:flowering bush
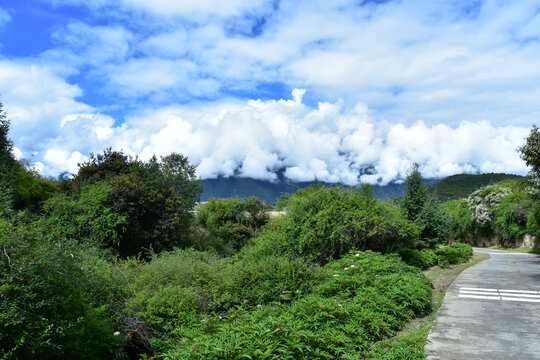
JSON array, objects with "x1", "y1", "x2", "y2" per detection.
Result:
[{"x1": 467, "y1": 185, "x2": 510, "y2": 226}]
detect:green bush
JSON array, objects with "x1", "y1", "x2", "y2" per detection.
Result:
[
  {"x1": 160, "y1": 252, "x2": 432, "y2": 359},
  {"x1": 0, "y1": 220, "x2": 125, "y2": 359},
  {"x1": 399, "y1": 249, "x2": 439, "y2": 270},
  {"x1": 492, "y1": 189, "x2": 528, "y2": 241},
  {"x1": 12, "y1": 160, "x2": 58, "y2": 211},
  {"x1": 443, "y1": 199, "x2": 474, "y2": 240},
  {"x1": 46, "y1": 149, "x2": 202, "y2": 258},
  {"x1": 44, "y1": 182, "x2": 127, "y2": 249},
  {"x1": 125, "y1": 248, "x2": 323, "y2": 353},
  {"x1": 242, "y1": 185, "x2": 419, "y2": 265},
  {"x1": 435, "y1": 243, "x2": 473, "y2": 265},
  {"x1": 197, "y1": 197, "x2": 269, "y2": 251}
]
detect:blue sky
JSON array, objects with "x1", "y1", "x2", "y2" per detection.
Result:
[{"x1": 0, "y1": 0, "x2": 538, "y2": 184}]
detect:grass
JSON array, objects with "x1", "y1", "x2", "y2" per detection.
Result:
[
  {"x1": 488, "y1": 246, "x2": 540, "y2": 254},
  {"x1": 368, "y1": 252, "x2": 490, "y2": 359}
]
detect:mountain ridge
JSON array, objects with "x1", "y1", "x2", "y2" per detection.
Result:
[{"x1": 201, "y1": 173, "x2": 524, "y2": 203}]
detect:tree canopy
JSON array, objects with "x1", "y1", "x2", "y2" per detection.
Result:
[{"x1": 48, "y1": 149, "x2": 202, "y2": 257}]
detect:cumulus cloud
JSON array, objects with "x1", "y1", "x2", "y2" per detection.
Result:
[{"x1": 12, "y1": 88, "x2": 528, "y2": 184}]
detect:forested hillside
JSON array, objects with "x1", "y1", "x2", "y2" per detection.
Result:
[
  {"x1": 427, "y1": 173, "x2": 524, "y2": 201},
  {"x1": 202, "y1": 177, "x2": 440, "y2": 203}
]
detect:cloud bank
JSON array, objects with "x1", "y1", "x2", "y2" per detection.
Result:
[{"x1": 6, "y1": 85, "x2": 529, "y2": 184}]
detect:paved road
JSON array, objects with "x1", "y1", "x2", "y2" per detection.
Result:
[{"x1": 425, "y1": 248, "x2": 540, "y2": 360}]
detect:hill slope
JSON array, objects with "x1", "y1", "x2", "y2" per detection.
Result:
[{"x1": 427, "y1": 173, "x2": 524, "y2": 201}]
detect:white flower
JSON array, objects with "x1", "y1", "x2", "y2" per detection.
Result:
[
  {"x1": 355, "y1": 254, "x2": 360, "y2": 257},
  {"x1": 333, "y1": 274, "x2": 339, "y2": 277},
  {"x1": 113, "y1": 331, "x2": 121, "y2": 336},
  {"x1": 350, "y1": 265, "x2": 355, "y2": 268},
  {"x1": 257, "y1": 304, "x2": 262, "y2": 307},
  {"x1": 344, "y1": 267, "x2": 349, "y2": 270}
]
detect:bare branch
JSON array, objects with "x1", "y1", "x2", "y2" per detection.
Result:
[{"x1": 3, "y1": 244, "x2": 12, "y2": 267}]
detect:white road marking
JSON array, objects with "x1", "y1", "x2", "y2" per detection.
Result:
[
  {"x1": 460, "y1": 287, "x2": 498, "y2": 292},
  {"x1": 498, "y1": 289, "x2": 539, "y2": 294},
  {"x1": 501, "y1": 297, "x2": 540, "y2": 303},
  {"x1": 460, "y1": 290, "x2": 501, "y2": 296},
  {"x1": 459, "y1": 294, "x2": 501, "y2": 300},
  {"x1": 499, "y1": 293, "x2": 540, "y2": 299},
  {"x1": 458, "y1": 287, "x2": 540, "y2": 304}
]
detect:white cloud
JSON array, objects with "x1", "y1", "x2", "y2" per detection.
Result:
[
  {"x1": 51, "y1": 23, "x2": 133, "y2": 67},
  {"x1": 119, "y1": 0, "x2": 267, "y2": 17},
  {"x1": 21, "y1": 88, "x2": 524, "y2": 184},
  {"x1": 0, "y1": 8, "x2": 10, "y2": 28}
]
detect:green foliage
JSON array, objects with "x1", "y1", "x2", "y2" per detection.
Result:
[
  {"x1": 44, "y1": 182, "x2": 127, "y2": 249},
  {"x1": 160, "y1": 252, "x2": 432, "y2": 359},
  {"x1": 12, "y1": 160, "x2": 58, "y2": 210},
  {"x1": 197, "y1": 197, "x2": 269, "y2": 251},
  {"x1": 427, "y1": 173, "x2": 524, "y2": 201},
  {"x1": 399, "y1": 249, "x2": 439, "y2": 270},
  {"x1": 127, "y1": 249, "x2": 322, "y2": 332},
  {"x1": 0, "y1": 101, "x2": 15, "y2": 170},
  {"x1": 243, "y1": 185, "x2": 419, "y2": 265},
  {"x1": 0, "y1": 219, "x2": 126, "y2": 359},
  {"x1": 435, "y1": 243, "x2": 473, "y2": 265},
  {"x1": 0, "y1": 166, "x2": 13, "y2": 217},
  {"x1": 518, "y1": 124, "x2": 540, "y2": 176},
  {"x1": 414, "y1": 194, "x2": 452, "y2": 248},
  {"x1": 400, "y1": 165, "x2": 451, "y2": 248},
  {"x1": 51, "y1": 149, "x2": 202, "y2": 257},
  {"x1": 442, "y1": 199, "x2": 473, "y2": 240},
  {"x1": 492, "y1": 188, "x2": 529, "y2": 241},
  {"x1": 400, "y1": 164, "x2": 426, "y2": 222}
]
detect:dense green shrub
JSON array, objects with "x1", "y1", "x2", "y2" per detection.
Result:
[
  {"x1": 242, "y1": 185, "x2": 419, "y2": 265},
  {"x1": 0, "y1": 220, "x2": 126, "y2": 359},
  {"x1": 11, "y1": 160, "x2": 58, "y2": 211},
  {"x1": 125, "y1": 248, "x2": 323, "y2": 353},
  {"x1": 435, "y1": 243, "x2": 473, "y2": 265},
  {"x1": 444, "y1": 180, "x2": 540, "y2": 241},
  {"x1": 44, "y1": 182, "x2": 127, "y2": 249},
  {"x1": 160, "y1": 252, "x2": 432, "y2": 359},
  {"x1": 197, "y1": 197, "x2": 269, "y2": 251},
  {"x1": 46, "y1": 149, "x2": 202, "y2": 257},
  {"x1": 492, "y1": 188, "x2": 528, "y2": 241},
  {"x1": 399, "y1": 249, "x2": 439, "y2": 269},
  {"x1": 443, "y1": 199, "x2": 473, "y2": 240}
]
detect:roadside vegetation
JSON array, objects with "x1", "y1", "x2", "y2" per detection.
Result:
[{"x1": 1, "y1": 100, "x2": 537, "y2": 359}]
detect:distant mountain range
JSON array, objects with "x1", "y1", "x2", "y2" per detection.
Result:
[
  {"x1": 201, "y1": 177, "x2": 438, "y2": 203},
  {"x1": 201, "y1": 173, "x2": 524, "y2": 203}
]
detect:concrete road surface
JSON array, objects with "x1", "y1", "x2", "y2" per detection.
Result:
[{"x1": 425, "y1": 248, "x2": 540, "y2": 360}]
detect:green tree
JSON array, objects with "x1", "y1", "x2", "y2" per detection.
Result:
[
  {"x1": 518, "y1": 124, "x2": 540, "y2": 196},
  {"x1": 0, "y1": 169, "x2": 13, "y2": 217},
  {"x1": 400, "y1": 163, "x2": 426, "y2": 222},
  {"x1": 0, "y1": 101, "x2": 15, "y2": 169},
  {"x1": 401, "y1": 164, "x2": 451, "y2": 248},
  {"x1": 53, "y1": 149, "x2": 202, "y2": 257},
  {"x1": 12, "y1": 160, "x2": 58, "y2": 210}
]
